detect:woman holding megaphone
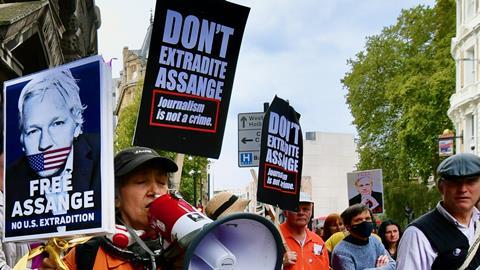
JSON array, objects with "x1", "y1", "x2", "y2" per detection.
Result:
[
  {"x1": 41, "y1": 147, "x2": 287, "y2": 270},
  {"x1": 41, "y1": 146, "x2": 183, "y2": 270}
]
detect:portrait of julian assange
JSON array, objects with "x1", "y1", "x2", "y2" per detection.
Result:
[
  {"x1": 4, "y1": 60, "x2": 104, "y2": 240},
  {"x1": 348, "y1": 170, "x2": 384, "y2": 214}
]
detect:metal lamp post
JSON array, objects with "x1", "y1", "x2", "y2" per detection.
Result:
[{"x1": 188, "y1": 162, "x2": 202, "y2": 208}]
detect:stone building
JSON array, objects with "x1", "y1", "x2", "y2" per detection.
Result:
[
  {"x1": 114, "y1": 16, "x2": 152, "y2": 115},
  {"x1": 449, "y1": 0, "x2": 480, "y2": 153},
  {"x1": 0, "y1": 0, "x2": 101, "y2": 83}
]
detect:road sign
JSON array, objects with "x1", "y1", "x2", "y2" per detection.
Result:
[
  {"x1": 238, "y1": 112, "x2": 264, "y2": 167},
  {"x1": 239, "y1": 112, "x2": 263, "y2": 130},
  {"x1": 239, "y1": 129, "x2": 261, "y2": 150},
  {"x1": 239, "y1": 151, "x2": 260, "y2": 167}
]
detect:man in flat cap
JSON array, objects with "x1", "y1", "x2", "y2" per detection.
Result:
[{"x1": 397, "y1": 153, "x2": 480, "y2": 270}]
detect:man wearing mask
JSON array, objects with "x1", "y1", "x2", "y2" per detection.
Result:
[
  {"x1": 331, "y1": 204, "x2": 395, "y2": 270},
  {"x1": 397, "y1": 153, "x2": 480, "y2": 269},
  {"x1": 280, "y1": 192, "x2": 330, "y2": 270}
]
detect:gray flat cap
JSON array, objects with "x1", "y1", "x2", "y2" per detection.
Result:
[{"x1": 437, "y1": 153, "x2": 480, "y2": 180}]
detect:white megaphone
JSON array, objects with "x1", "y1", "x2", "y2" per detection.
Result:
[{"x1": 148, "y1": 193, "x2": 285, "y2": 269}]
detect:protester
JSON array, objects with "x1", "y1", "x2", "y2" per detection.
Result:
[
  {"x1": 280, "y1": 192, "x2": 330, "y2": 270},
  {"x1": 314, "y1": 223, "x2": 323, "y2": 238},
  {"x1": 377, "y1": 220, "x2": 402, "y2": 260},
  {"x1": 331, "y1": 203, "x2": 395, "y2": 270},
  {"x1": 325, "y1": 230, "x2": 349, "y2": 253},
  {"x1": 321, "y1": 213, "x2": 345, "y2": 241},
  {"x1": 204, "y1": 191, "x2": 250, "y2": 220},
  {"x1": 41, "y1": 146, "x2": 181, "y2": 269},
  {"x1": 325, "y1": 208, "x2": 381, "y2": 253},
  {"x1": 397, "y1": 153, "x2": 480, "y2": 269}
]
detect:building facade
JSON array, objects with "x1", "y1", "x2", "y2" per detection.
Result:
[
  {"x1": 302, "y1": 131, "x2": 358, "y2": 217},
  {"x1": 114, "y1": 18, "x2": 151, "y2": 115},
  {"x1": 0, "y1": 0, "x2": 100, "y2": 83},
  {"x1": 449, "y1": 0, "x2": 480, "y2": 153}
]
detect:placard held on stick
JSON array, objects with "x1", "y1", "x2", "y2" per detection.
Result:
[{"x1": 257, "y1": 96, "x2": 303, "y2": 212}]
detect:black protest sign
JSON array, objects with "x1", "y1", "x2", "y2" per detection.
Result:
[
  {"x1": 134, "y1": 0, "x2": 250, "y2": 158},
  {"x1": 257, "y1": 96, "x2": 303, "y2": 211}
]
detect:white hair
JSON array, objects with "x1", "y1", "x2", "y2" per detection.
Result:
[{"x1": 17, "y1": 69, "x2": 87, "y2": 134}]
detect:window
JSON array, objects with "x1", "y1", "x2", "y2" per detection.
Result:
[
  {"x1": 464, "y1": 47, "x2": 476, "y2": 86},
  {"x1": 128, "y1": 65, "x2": 137, "y2": 81},
  {"x1": 306, "y1": 132, "x2": 316, "y2": 141},
  {"x1": 466, "y1": 114, "x2": 476, "y2": 153},
  {"x1": 458, "y1": 1, "x2": 463, "y2": 30},
  {"x1": 467, "y1": 0, "x2": 476, "y2": 21}
]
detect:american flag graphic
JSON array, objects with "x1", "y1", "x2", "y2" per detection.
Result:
[{"x1": 26, "y1": 146, "x2": 71, "y2": 172}]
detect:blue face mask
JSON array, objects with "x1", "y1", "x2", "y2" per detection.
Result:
[{"x1": 350, "y1": 221, "x2": 373, "y2": 238}]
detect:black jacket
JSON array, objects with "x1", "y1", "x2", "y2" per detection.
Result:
[
  {"x1": 348, "y1": 191, "x2": 383, "y2": 213},
  {"x1": 411, "y1": 208, "x2": 480, "y2": 270}
]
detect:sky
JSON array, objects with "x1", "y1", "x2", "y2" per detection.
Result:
[{"x1": 96, "y1": 0, "x2": 435, "y2": 193}]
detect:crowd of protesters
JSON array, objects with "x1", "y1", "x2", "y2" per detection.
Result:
[
  {"x1": 0, "y1": 151, "x2": 476, "y2": 269},
  {"x1": 278, "y1": 152, "x2": 480, "y2": 270},
  {"x1": 0, "y1": 93, "x2": 477, "y2": 270}
]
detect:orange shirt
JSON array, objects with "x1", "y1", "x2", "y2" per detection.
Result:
[
  {"x1": 64, "y1": 245, "x2": 160, "y2": 270},
  {"x1": 280, "y1": 222, "x2": 330, "y2": 270}
]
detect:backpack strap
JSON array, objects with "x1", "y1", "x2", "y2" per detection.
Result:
[
  {"x1": 459, "y1": 220, "x2": 480, "y2": 270},
  {"x1": 75, "y1": 238, "x2": 101, "y2": 270}
]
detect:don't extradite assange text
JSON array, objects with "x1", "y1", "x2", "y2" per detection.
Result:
[{"x1": 257, "y1": 96, "x2": 303, "y2": 211}]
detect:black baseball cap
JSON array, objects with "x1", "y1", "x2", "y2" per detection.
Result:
[
  {"x1": 437, "y1": 153, "x2": 480, "y2": 180},
  {"x1": 115, "y1": 146, "x2": 178, "y2": 177}
]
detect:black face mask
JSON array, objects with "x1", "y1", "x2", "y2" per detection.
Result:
[{"x1": 350, "y1": 221, "x2": 373, "y2": 238}]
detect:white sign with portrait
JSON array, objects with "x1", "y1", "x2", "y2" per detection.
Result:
[
  {"x1": 3, "y1": 55, "x2": 115, "y2": 241},
  {"x1": 347, "y1": 169, "x2": 384, "y2": 214}
]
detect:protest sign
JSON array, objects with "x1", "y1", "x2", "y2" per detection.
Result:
[
  {"x1": 3, "y1": 55, "x2": 115, "y2": 241},
  {"x1": 133, "y1": 0, "x2": 250, "y2": 158},
  {"x1": 347, "y1": 169, "x2": 384, "y2": 214},
  {"x1": 257, "y1": 96, "x2": 303, "y2": 211}
]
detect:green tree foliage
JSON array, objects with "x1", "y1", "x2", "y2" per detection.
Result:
[
  {"x1": 383, "y1": 181, "x2": 440, "y2": 228},
  {"x1": 180, "y1": 155, "x2": 209, "y2": 206},
  {"x1": 114, "y1": 82, "x2": 209, "y2": 205},
  {"x1": 115, "y1": 83, "x2": 143, "y2": 153},
  {"x1": 342, "y1": 0, "x2": 454, "y2": 224}
]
